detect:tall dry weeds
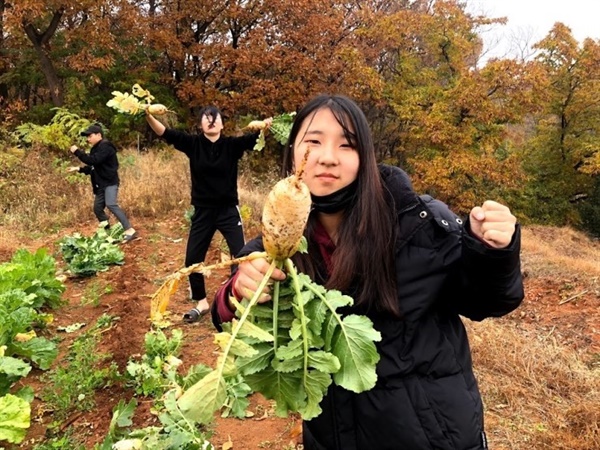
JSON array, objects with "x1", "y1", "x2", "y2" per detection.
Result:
[
  {"x1": 0, "y1": 148, "x2": 192, "y2": 234},
  {"x1": 0, "y1": 147, "x2": 273, "y2": 248},
  {"x1": 0, "y1": 151, "x2": 95, "y2": 233},
  {"x1": 117, "y1": 148, "x2": 191, "y2": 218},
  {"x1": 469, "y1": 225, "x2": 600, "y2": 449}
]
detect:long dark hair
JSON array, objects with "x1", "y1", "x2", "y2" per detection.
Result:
[{"x1": 283, "y1": 95, "x2": 400, "y2": 317}]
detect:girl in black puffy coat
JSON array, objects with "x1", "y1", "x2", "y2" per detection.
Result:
[{"x1": 213, "y1": 94, "x2": 524, "y2": 450}]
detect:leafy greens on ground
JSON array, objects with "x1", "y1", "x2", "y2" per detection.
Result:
[{"x1": 59, "y1": 223, "x2": 125, "y2": 277}]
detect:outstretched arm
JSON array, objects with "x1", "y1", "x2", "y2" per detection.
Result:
[{"x1": 145, "y1": 111, "x2": 166, "y2": 136}]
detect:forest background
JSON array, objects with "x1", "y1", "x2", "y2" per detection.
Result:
[{"x1": 2, "y1": 0, "x2": 600, "y2": 236}]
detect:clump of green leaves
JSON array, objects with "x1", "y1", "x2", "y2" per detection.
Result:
[
  {"x1": 0, "y1": 248, "x2": 64, "y2": 372},
  {"x1": 96, "y1": 395, "x2": 215, "y2": 450},
  {"x1": 184, "y1": 206, "x2": 195, "y2": 224},
  {"x1": 125, "y1": 329, "x2": 185, "y2": 397},
  {"x1": 115, "y1": 330, "x2": 220, "y2": 449},
  {"x1": 82, "y1": 281, "x2": 113, "y2": 306},
  {"x1": 0, "y1": 289, "x2": 58, "y2": 371},
  {"x1": 32, "y1": 431, "x2": 84, "y2": 450},
  {"x1": 58, "y1": 223, "x2": 125, "y2": 277},
  {"x1": 0, "y1": 249, "x2": 65, "y2": 445},
  {"x1": 0, "y1": 350, "x2": 35, "y2": 445},
  {"x1": 125, "y1": 326, "x2": 251, "y2": 431},
  {"x1": 177, "y1": 256, "x2": 381, "y2": 424},
  {"x1": 0, "y1": 393, "x2": 32, "y2": 445},
  {"x1": 253, "y1": 112, "x2": 296, "y2": 151},
  {"x1": 12, "y1": 108, "x2": 94, "y2": 153},
  {"x1": 269, "y1": 112, "x2": 296, "y2": 145},
  {"x1": 41, "y1": 320, "x2": 120, "y2": 422},
  {"x1": 0, "y1": 248, "x2": 66, "y2": 310}
]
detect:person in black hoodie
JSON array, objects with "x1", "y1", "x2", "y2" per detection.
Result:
[
  {"x1": 211, "y1": 94, "x2": 524, "y2": 450},
  {"x1": 68, "y1": 123, "x2": 136, "y2": 242},
  {"x1": 145, "y1": 106, "x2": 272, "y2": 322}
]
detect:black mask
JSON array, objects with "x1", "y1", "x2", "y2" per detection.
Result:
[{"x1": 311, "y1": 180, "x2": 358, "y2": 214}]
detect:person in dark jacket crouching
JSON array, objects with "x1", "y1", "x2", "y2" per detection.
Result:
[
  {"x1": 211, "y1": 94, "x2": 524, "y2": 450},
  {"x1": 68, "y1": 123, "x2": 137, "y2": 242}
]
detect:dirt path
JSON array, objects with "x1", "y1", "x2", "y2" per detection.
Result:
[{"x1": 13, "y1": 217, "x2": 300, "y2": 450}]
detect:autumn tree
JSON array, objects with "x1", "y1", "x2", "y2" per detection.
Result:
[
  {"x1": 0, "y1": 0, "x2": 7, "y2": 104},
  {"x1": 519, "y1": 23, "x2": 600, "y2": 230},
  {"x1": 135, "y1": 0, "x2": 384, "y2": 121},
  {"x1": 1, "y1": 0, "x2": 149, "y2": 109},
  {"x1": 2, "y1": 0, "x2": 598, "y2": 235},
  {"x1": 355, "y1": 0, "x2": 539, "y2": 212}
]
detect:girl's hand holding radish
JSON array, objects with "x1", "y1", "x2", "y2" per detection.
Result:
[{"x1": 233, "y1": 253, "x2": 286, "y2": 304}]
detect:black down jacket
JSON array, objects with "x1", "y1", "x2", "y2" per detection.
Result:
[
  {"x1": 217, "y1": 165, "x2": 524, "y2": 450},
  {"x1": 74, "y1": 139, "x2": 120, "y2": 194}
]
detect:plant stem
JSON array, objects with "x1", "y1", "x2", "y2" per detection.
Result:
[
  {"x1": 285, "y1": 260, "x2": 310, "y2": 384},
  {"x1": 271, "y1": 260, "x2": 285, "y2": 353},
  {"x1": 215, "y1": 260, "x2": 277, "y2": 380}
]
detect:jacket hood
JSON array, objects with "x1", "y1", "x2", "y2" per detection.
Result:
[{"x1": 378, "y1": 164, "x2": 420, "y2": 213}]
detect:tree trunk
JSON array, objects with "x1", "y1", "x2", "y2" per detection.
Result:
[
  {"x1": 22, "y1": 8, "x2": 65, "y2": 106},
  {"x1": 0, "y1": 0, "x2": 8, "y2": 104}
]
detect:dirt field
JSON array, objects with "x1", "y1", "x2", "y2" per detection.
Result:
[{"x1": 5, "y1": 218, "x2": 599, "y2": 450}]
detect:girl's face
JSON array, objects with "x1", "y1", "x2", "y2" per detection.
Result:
[
  {"x1": 201, "y1": 113, "x2": 223, "y2": 136},
  {"x1": 293, "y1": 108, "x2": 360, "y2": 197}
]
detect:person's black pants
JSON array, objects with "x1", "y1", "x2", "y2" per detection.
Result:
[{"x1": 185, "y1": 206, "x2": 245, "y2": 300}]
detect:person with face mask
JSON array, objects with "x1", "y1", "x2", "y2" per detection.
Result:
[
  {"x1": 146, "y1": 106, "x2": 272, "y2": 323},
  {"x1": 69, "y1": 123, "x2": 137, "y2": 242},
  {"x1": 211, "y1": 94, "x2": 524, "y2": 450}
]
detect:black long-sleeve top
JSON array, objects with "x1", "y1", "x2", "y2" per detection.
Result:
[
  {"x1": 74, "y1": 139, "x2": 119, "y2": 193},
  {"x1": 162, "y1": 129, "x2": 259, "y2": 208}
]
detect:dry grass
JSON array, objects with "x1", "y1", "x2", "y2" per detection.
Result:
[
  {"x1": 0, "y1": 148, "x2": 272, "y2": 239},
  {"x1": 521, "y1": 225, "x2": 600, "y2": 278},
  {"x1": 237, "y1": 173, "x2": 276, "y2": 236},
  {"x1": 117, "y1": 148, "x2": 191, "y2": 218},
  {"x1": 478, "y1": 225, "x2": 600, "y2": 449},
  {"x1": 470, "y1": 319, "x2": 599, "y2": 449},
  {"x1": 0, "y1": 149, "x2": 192, "y2": 236},
  {"x1": 0, "y1": 151, "x2": 95, "y2": 236}
]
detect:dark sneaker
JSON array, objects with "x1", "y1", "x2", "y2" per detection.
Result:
[
  {"x1": 183, "y1": 307, "x2": 209, "y2": 323},
  {"x1": 122, "y1": 232, "x2": 138, "y2": 243}
]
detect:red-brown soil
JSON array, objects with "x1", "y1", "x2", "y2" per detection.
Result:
[{"x1": 8, "y1": 217, "x2": 301, "y2": 450}]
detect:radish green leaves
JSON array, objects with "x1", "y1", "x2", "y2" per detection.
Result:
[{"x1": 177, "y1": 260, "x2": 381, "y2": 424}]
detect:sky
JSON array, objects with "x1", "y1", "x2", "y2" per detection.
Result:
[{"x1": 465, "y1": 0, "x2": 600, "y2": 63}]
